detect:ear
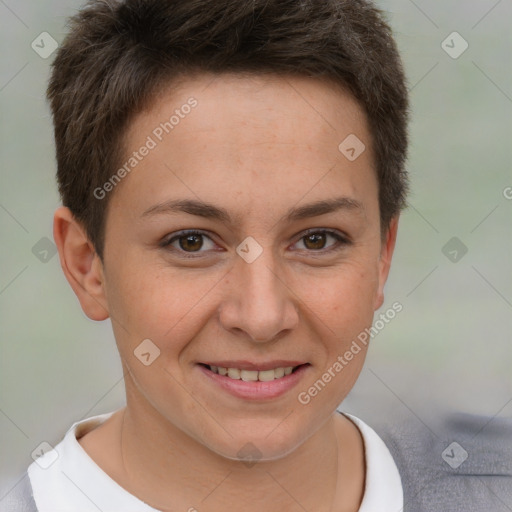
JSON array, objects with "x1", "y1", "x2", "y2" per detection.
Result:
[
  {"x1": 373, "y1": 215, "x2": 400, "y2": 311},
  {"x1": 53, "y1": 206, "x2": 109, "y2": 321}
]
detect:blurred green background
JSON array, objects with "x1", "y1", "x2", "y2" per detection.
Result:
[{"x1": 1, "y1": 0, "x2": 511, "y2": 496}]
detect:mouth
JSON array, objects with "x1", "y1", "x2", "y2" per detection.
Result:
[
  {"x1": 196, "y1": 362, "x2": 311, "y2": 400},
  {"x1": 198, "y1": 363, "x2": 307, "y2": 382}
]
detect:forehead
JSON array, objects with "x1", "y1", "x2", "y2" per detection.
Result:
[
  {"x1": 130, "y1": 72, "x2": 371, "y2": 153},
  {"x1": 112, "y1": 73, "x2": 376, "y2": 225}
]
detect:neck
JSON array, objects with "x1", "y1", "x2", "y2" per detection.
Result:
[
  {"x1": 117, "y1": 397, "x2": 340, "y2": 512},
  {"x1": 81, "y1": 377, "x2": 365, "y2": 512}
]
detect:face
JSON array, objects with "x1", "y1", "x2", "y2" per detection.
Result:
[{"x1": 86, "y1": 73, "x2": 397, "y2": 460}]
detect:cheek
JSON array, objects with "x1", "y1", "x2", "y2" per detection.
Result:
[
  {"x1": 305, "y1": 267, "x2": 377, "y2": 399},
  {"x1": 104, "y1": 258, "x2": 221, "y2": 352},
  {"x1": 299, "y1": 262, "x2": 380, "y2": 330}
]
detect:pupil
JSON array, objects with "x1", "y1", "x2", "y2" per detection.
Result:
[
  {"x1": 180, "y1": 234, "x2": 202, "y2": 252},
  {"x1": 305, "y1": 233, "x2": 325, "y2": 250}
]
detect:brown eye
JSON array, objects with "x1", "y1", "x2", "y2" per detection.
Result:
[
  {"x1": 178, "y1": 233, "x2": 204, "y2": 252},
  {"x1": 303, "y1": 232, "x2": 328, "y2": 250},
  {"x1": 294, "y1": 229, "x2": 350, "y2": 253},
  {"x1": 162, "y1": 230, "x2": 216, "y2": 257}
]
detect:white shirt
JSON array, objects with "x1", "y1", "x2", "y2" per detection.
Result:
[{"x1": 28, "y1": 410, "x2": 403, "y2": 512}]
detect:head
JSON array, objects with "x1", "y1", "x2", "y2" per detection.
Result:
[{"x1": 51, "y1": 0, "x2": 409, "y2": 461}]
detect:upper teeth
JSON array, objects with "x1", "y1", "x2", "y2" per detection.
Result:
[{"x1": 209, "y1": 365, "x2": 295, "y2": 381}]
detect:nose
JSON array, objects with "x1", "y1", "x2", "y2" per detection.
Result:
[{"x1": 218, "y1": 250, "x2": 300, "y2": 343}]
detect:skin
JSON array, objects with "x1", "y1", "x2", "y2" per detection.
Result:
[{"x1": 53, "y1": 73, "x2": 399, "y2": 512}]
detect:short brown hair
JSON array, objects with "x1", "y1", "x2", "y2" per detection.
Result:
[{"x1": 48, "y1": 0, "x2": 410, "y2": 260}]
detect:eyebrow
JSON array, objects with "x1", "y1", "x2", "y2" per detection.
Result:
[{"x1": 141, "y1": 196, "x2": 364, "y2": 225}]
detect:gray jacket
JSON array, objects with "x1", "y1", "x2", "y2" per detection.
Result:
[{"x1": 2, "y1": 411, "x2": 511, "y2": 511}]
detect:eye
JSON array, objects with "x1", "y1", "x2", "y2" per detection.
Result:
[
  {"x1": 160, "y1": 230, "x2": 217, "y2": 257},
  {"x1": 160, "y1": 228, "x2": 351, "y2": 259},
  {"x1": 292, "y1": 229, "x2": 350, "y2": 253}
]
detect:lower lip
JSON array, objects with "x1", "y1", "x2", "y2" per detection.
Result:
[{"x1": 197, "y1": 364, "x2": 310, "y2": 401}]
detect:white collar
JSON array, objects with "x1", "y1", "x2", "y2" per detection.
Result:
[
  {"x1": 28, "y1": 410, "x2": 403, "y2": 512},
  {"x1": 343, "y1": 412, "x2": 403, "y2": 512}
]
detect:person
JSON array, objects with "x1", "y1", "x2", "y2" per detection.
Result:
[{"x1": 3, "y1": 0, "x2": 511, "y2": 511}]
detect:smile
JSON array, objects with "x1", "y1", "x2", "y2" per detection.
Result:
[
  {"x1": 197, "y1": 363, "x2": 310, "y2": 400},
  {"x1": 205, "y1": 364, "x2": 300, "y2": 381}
]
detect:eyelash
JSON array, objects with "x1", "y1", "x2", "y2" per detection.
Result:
[{"x1": 160, "y1": 228, "x2": 351, "y2": 259}]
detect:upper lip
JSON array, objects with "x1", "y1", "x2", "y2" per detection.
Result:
[{"x1": 199, "y1": 360, "x2": 309, "y2": 371}]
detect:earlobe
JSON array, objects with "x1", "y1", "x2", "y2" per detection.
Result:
[
  {"x1": 374, "y1": 215, "x2": 400, "y2": 311},
  {"x1": 53, "y1": 206, "x2": 110, "y2": 321}
]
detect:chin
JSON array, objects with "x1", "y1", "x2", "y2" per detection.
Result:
[
  {"x1": 196, "y1": 418, "x2": 320, "y2": 463},
  {"x1": 208, "y1": 436, "x2": 305, "y2": 463}
]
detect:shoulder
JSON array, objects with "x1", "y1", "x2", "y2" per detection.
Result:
[
  {"x1": 370, "y1": 411, "x2": 512, "y2": 512},
  {"x1": 0, "y1": 472, "x2": 38, "y2": 512},
  {"x1": 2, "y1": 411, "x2": 119, "y2": 512}
]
